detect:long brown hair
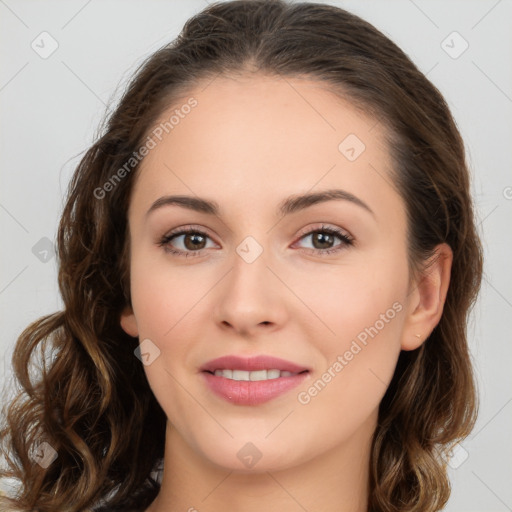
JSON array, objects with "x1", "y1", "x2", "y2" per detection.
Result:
[{"x1": 0, "y1": 1, "x2": 483, "y2": 511}]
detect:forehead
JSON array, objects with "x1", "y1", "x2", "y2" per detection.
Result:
[{"x1": 131, "y1": 74, "x2": 401, "y2": 223}]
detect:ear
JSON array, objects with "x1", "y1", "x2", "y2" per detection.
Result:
[
  {"x1": 401, "y1": 243, "x2": 453, "y2": 351},
  {"x1": 120, "y1": 305, "x2": 139, "y2": 338}
]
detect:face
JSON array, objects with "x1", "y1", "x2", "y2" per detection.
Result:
[{"x1": 120, "y1": 74, "x2": 420, "y2": 472}]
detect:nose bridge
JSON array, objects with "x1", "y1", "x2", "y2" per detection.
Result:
[
  {"x1": 212, "y1": 231, "x2": 287, "y2": 332},
  {"x1": 228, "y1": 233, "x2": 273, "y2": 303}
]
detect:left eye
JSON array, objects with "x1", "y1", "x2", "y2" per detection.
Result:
[{"x1": 294, "y1": 227, "x2": 351, "y2": 252}]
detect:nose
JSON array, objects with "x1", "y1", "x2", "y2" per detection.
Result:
[{"x1": 212, "y1": 246, "x2": 289, "y2": 338}]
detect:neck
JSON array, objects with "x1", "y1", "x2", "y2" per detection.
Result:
[{"x1": 146, "y1": 411, "x2": 376, "y2": 512}]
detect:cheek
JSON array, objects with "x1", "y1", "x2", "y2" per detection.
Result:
[
  {"x1": 127, "y1": 257, "x2": 207, "y2": 419},
  {"x1": 128, "y1": 254, "x2": 218, "y2": 393},
  {"x1": 288, "y1": 288, "x2": 404, "y2": 457},
  {"x1": 129, "y1": 249, "x2": 211, "y2": 338},
  {"x1": 292, "y1": 254, "x2": 407, "y2": 408},
  {"x1": 291, "y1": 253, "x2": 407, "y2": 348}
]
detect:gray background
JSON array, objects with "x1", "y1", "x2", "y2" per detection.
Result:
[{"x1": 1, "y1": 0, "x2": 511, "y2": 510}]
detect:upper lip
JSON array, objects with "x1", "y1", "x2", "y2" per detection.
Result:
[{"x1": 200, "y1": 355, "x2": 310, "y2": 374}]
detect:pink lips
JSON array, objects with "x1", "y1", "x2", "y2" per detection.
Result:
[
  {"x1": 200, "y1": 355, "x2": 310, "y2": 374},
  {"x1": 200, "y1": 355, "x2": 310, "y2": 406}
]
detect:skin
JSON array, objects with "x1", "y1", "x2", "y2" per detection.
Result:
[{"x1": 120, "y1": 74, "x2": 452, "y2": 512}]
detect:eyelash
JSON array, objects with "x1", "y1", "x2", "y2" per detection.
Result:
[{"x1": 158, "y1": 224, "x2": 354, "y2": 258}]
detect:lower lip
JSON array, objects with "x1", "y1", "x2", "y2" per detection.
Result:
[{"x1": 201, "y1": 371, "x2": 309, "y2": 405}]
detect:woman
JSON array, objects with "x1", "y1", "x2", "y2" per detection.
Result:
[{"x1": 0, "y1": 1, "x2": 483, "y2": 511}]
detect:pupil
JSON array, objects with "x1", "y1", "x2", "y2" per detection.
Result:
[
  {"x1": 185, "y1": 233, "x2": 205, "y2": 250},
  {"x1": 314, "y1": 232, "x2": 333, "y2": 249}
]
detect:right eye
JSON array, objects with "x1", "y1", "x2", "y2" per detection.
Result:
[{"x1": 158, "y1": 227, "x2": 217, "y2": 257}]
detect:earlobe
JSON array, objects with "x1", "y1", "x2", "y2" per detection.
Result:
[
  {"x1": 401, "y1": 243, "x2": 453, "y2": 351},
  {"x1": 120, "y1": 305, "x2": 139, "y2": 338}
]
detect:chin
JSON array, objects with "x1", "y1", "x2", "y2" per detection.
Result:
[{"x1": 192, "y1": 435, "x2": 309, "y2": 474}]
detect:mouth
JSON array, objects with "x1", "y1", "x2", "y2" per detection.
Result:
[
  {"x1": 203, "y1": 368, "x2": 309, "y2": 381},
  {"x1": 199, "y1": 355, "x2": 311, "y2": 405},
  {"x1": 200, "y1": 354, "x2": 310, "y2": 374}
]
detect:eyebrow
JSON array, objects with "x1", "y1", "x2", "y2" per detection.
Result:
[{"x1": 146, "y1": 188, "x2": 374, "y2": 218}]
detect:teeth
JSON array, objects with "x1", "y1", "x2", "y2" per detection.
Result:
[{"x1": 212, "y1": 369, "x2": 298, "y2": 381}]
